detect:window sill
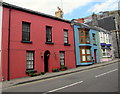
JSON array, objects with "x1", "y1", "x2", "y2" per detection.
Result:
[
  {"x1": 93, "y1": 44, "x2": 97, "y2": 46},
  {"x1": 64, "y1": 43, "x2": 71, "y2": 46},
  {"x1": 102, "y1": 56, "x2": 111, "y2": 58},
  {"x1": 45, "y1": 42, "x2": 54, "y2": 45},
  {"x1": 26, "y1": 70, "x2": 37, "y2": 74},
  {"x1": 21, "y1": 40, "x2": 32, "y2": 44}
]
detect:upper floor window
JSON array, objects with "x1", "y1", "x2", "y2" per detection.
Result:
[
  {"x1": 22, "y1": 22, "x2": 30, "y2": 41},
  {"x1": 46, "y1": 26, "x2": 52, "y2": 42},
  {"x1": 92, "y1": 33, "x2": 96, "y2": 44},
  {"x1": 64, "y1": 29, "x2": 68, "y2": 44},
  {"x1": 78, "y1": 28, "x2": 90, "y2": 44}
]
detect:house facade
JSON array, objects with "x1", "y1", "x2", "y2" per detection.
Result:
[
  {"x1": 73, "y1": 22, "x2": 100, "y2": 66},
  {"x1": 97, "y1": 28, "x2": 113, "y2": 62},
  {"x1": 1, "y1": 2, "x2": 76, "y2": 81}
]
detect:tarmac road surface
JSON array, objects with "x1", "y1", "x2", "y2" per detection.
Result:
[{"x1": 3, "y1": 62, "x2": 118, "y2": 93}]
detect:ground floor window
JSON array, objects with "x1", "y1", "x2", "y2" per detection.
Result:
[
  {"x1": 80, "y1": 46, "x2": 92, "y2": 62},
  {"x1": 102, "y1": 49, "x2": 110, "y2": 57},
  {"x1": 60, "y1": 51, "x2": 65, "y2": 66},
  {"x1": 26, "y1": 51, "x2": 34, "y2": 70}
]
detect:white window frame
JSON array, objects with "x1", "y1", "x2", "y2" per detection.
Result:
[
  {"x1": 60, "y1": 51, "x2": 65, "y2": 66},
  {"x1": 26, "y1": 51, "x2": 34, "y2": 70}
]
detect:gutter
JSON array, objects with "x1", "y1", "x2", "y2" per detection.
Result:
[{"x1": 2, "y1": 2, "x2": 71, "y2": 23}]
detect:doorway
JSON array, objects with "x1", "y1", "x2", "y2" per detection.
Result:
[
  {"x1": 94, "y1": 49, "x2": 97, "y2": 63},
  {"x1": 44, "y1": 50, "x2": 50, "y2": 72}
]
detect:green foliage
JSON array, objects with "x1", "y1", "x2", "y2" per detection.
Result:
[
  {"x1": 27, "y1": 71, "x2": 41, "y2": 77},
  {"x1": 52, "y1": 68, "x2": 59, "y2": 72},
  {"x1": 60, "y1": 65, "x2": 68, "y2": 70},
  {"x1": 41, "y1": 72, "x2": 45, "y2": 75}
]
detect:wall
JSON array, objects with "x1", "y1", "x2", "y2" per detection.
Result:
[
  {"x1": 2, "y1": 7, "x2": 76, "y2": 80},
  {"x1": 98, "y1": 31, "x2": 113, "y2": 62},
  {"x1": 89, "y1": 29, "x2": 100, "y2": 63},
  {"x1": 74, "y1": 25, "x2": 99, "y2": 66}
]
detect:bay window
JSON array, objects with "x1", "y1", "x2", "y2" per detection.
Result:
[
  {"x1": 78, "y1": 28, "x2": 90, "y2": 44},
  {"x1": 80, "y1": 46, "x2": 92, "y2": 62}
]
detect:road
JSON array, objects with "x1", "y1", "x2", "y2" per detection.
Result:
[{"x1": 3, "y1": 62, "x2": 118, "y2": 93}]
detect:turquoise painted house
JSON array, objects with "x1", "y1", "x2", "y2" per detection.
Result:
[{"x1": 72, "y1": 22, "x2": 100, "y2": 66}]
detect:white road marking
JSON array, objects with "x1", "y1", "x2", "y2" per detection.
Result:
[
  {"x1": 43, "y1": 81, "x2": 83, "y2": 94},
  {"x1": 95, "y1": 69, "x2": 118, "y2": 78}
]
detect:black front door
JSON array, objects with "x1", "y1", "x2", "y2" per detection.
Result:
[{"x1": 44, "y1": 51, "x2": 50, "y2": 72}]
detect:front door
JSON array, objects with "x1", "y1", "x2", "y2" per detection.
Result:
[
  {"x1": 44, "y1": 50, "x2": 50, "y2": 72},
  {"x1": 94, "y1": 49, "x2": 97, "y2": 63}
]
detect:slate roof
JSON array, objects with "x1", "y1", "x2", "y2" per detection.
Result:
[{"x1": 2, "y1": 2, "x2": 71, "y2": 23}]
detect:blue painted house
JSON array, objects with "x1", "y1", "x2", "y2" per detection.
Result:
[{"x1": 72, "y1": 22, "x2": 100, "y2": 66}]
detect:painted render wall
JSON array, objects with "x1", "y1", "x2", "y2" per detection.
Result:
[
  {"x1": 2, "y1": 7, "x2": 76, "y2": 80},
  {"x1": 74, "y1": 25, "x2": 100, "y2": 66},
  {"x1": 98, "y1": 32, "x2": 113, "y2": 62},
  {"x1": 89, "y1": 29, "x2": 100, "y2": 63}
]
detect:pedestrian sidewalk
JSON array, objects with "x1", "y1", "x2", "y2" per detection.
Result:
[{"x1": 2, "y1": 59, "x2": 120, "y2": 90}]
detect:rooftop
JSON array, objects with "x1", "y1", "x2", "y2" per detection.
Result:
[{"x1": 2, "y1": 2, "x2": 71, "y2": 23}]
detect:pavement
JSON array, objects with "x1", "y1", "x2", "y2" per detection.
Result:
[{"x1": 2, "y1": 59, "x2": 120, "y2": 90}]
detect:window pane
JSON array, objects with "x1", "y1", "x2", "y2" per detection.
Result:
[
  {"x1": 87, "y1": 55, "x2": 91, "y2": 61},
  {"x1": 64, "y1": 30, "x2": 68, "y2": 43},
  {"x1": 92, "y1": 34, "x2": 96, "y2": 44},
  {"x1": 82, "y1": 49, "x2": 85, "y2": 54},
  {"x1": 60, "y1": 52, "x2": 65, "y2": 66},
  {"x1": 60, "y1": 59, "x2": 64, "y2": 63},
  {"x1": 86, "y1": 31, "x2": 89, "y2": 37},
  {"x1": 64, "y1": 38, "x2": 68, "y2": 43},
  {"x1": 86, "y1": 37, "x2": 90, "y2": 43},
  {"x1": 46, "y1": 26, "x2": 52, "y2": 42},
  {"x1": 86, "y1": 49, "x2": 90, "y2": 54},
  {"x1": 81, "y1": 38, "x2": 84, "y2": 43},
  {"x1": 80, "y1": 31, "x2": 84, "y2": 36},
  {"x1": 61, "y1": 62, "x2": 64, "y2": 66},
  {"x1": 64, "y1": 31, "x2": 68, "y2": 37},
  {"x1": 26, "y1": 51, "x2": 34, "y2": 70},
  {"x1": 82, "y1": 56, "x2": 86, "y2": 61},
  {"x1": 22, "y1": 22, "x2": 30, "y2": 41}
]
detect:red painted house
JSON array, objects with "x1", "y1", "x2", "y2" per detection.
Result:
[{"x1": 0, "y1": 2, "x2": 76, "y2": 81}]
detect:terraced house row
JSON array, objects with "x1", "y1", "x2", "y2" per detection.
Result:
[{"x1": 0, "y1": 2, "x2": 113, "y2": 81}]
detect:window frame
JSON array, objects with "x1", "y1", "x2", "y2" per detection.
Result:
[
  {"x1": 92, "y1": 33, "x2": 96, "y2": 45},
  {"x1": 26, "y1": 51, "x2": 34, "y2": 70},
  {"x1": 80, "y1": 46, "x2": 92, "y2": 63},
  {"x1": 102, "y1": 49, "x2": 111, "y2": 57},
  {"x1": 64, "y1": 29, "x2": 69, "y2": 44},
  {"x1": 22, "y1": 21, "x2": 31, "y2": 42},
  {"x1": 46, "y1": 26, "x2": 52, "y2": 43},
  {"x1": 60, "y1": 51, "x2": 65, "y2": 66},
  {"x1": 78, "y1": 28, "x2": 90, "y2": 44}
]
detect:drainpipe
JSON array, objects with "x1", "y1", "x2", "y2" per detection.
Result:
[
  {"x1": 70, "y1": 20, "x2": 77, "y2": 67},
  {"x1": 8, "y1": 7, "x2": 11, "y2": 81},
  {"x1": 115, "y1": 30, "x2": 120, "y2": 58}
]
